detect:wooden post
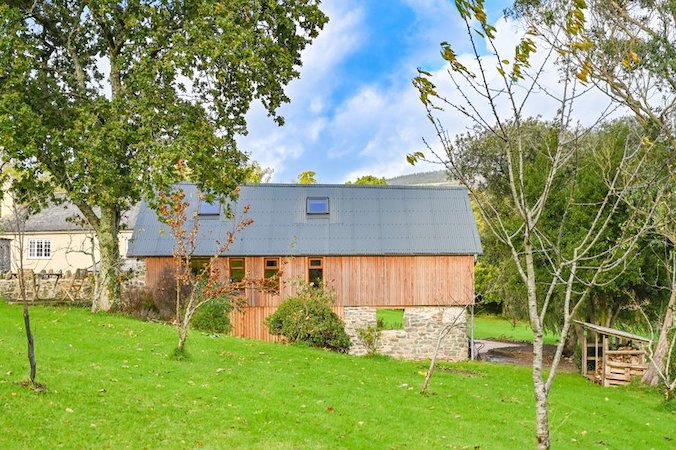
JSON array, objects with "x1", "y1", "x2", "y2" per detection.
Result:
[
  {"x1": 594, "y1": 331, "x2": 599, "y2": 379},
  {"x1": 602, "y1": 335, "x2": 608, "y2": 387},
  {"x1": 582, "y1": 329, "x2": 588, "y2": 377}
]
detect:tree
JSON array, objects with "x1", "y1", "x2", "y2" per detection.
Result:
[
  {"x1": 411, "y1": 2, "x2": 665, "y2": 447},
  {"x1": 1, "y1": 187, "x2": 43, "y2": 389},
  {"x1": 345, "y1": 175, "x2": 387, "y2": 185},
  {"x1": 469, "y1": 120, "x2": 668, "y2": 338},
  {"x1": 159, "y1": 189, "x2": 237, "y2": 354},
  {"x1": 0, "y1": 1, "x2": 327, "y2": 311},
  {"x1": 514, "y1": 0, "x2": 676, "y2": 397},
  {"x1": 244, "y1": 162, "x2": 274, "y2": 184},
  {"x1": 296, "y1": 170, "x2": 318, "y2": 184}
]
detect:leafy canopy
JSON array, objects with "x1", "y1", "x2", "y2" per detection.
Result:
[
  {"x1": 345, "y1": 175, "x2": 387, "y2": 185},
  {"x1": 0, "y1": 1, "x2": 328, "y2": 210}
]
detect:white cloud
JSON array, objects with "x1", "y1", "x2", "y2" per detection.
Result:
[
  {"x1": 240, "y1": 4, "x2": 629, "y2": 185},
  {"x1": 338, "y1": 16, "x2": 627, "y2": 182},
  {"x1": 238, "y1": 0, "x2": 366, "y2": 181}
]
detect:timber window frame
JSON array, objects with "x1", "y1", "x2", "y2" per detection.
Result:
[
  {"x1": 28, "y1": 239, "x2": 51, "y2": 259},
  {"x1": 229, "y1": 258, "x2": 245, "y2": 282},
  {"x1": 264, "y1": 257, "x2": 280, "y2": 293},
  {"x1": 308, "y1": 257, "x2": 323, "y2": 287}
]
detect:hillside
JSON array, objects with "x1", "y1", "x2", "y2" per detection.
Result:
[
  {"x1": 387, "y1": 170, "x2": 457, "y2": 186},
  {"x1": 0, "y1": 303, "x2": 672, "y2": 449}
]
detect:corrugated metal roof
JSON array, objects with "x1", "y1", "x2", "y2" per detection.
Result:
[
  {"x1": 127, "y1": 183, "x2": 483, "y2": 257},
  {"x1": 574, "y1": 321, "x2": 650, "y2": 343}
]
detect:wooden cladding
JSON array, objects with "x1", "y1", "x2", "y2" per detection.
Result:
[
  {"x1": 229, "y1": 306, "x2": 344, "y2": 342},
  {"x1": 144, "y1": 255, "x2": 475, "y2": 307}
]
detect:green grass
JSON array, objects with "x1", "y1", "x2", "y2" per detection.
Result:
[
  {"x1": 376, "y1": 308, "x2": 403, "y2": 330},
  {"x1": 1, "y1": 302, "x2": 672, "y2": 449},
  {"x1": 473, "y1": 314, "x2": 559, "y2": 344}
]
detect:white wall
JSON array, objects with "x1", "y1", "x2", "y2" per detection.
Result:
[{"x1": 0, "y1": 229, "x2": 134, "y2": 273}]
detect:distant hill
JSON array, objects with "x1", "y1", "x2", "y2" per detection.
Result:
[{"x1": 387, "y1": 170, "x2": 457, "y2": 186}]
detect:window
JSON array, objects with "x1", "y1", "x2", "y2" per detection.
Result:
[
  {"x1": 264, "y1": 258, "x2": 279, "y2": 278},
  {"x1": 28, "y1": 239, "x2": 51, "y2": 259},
  {"x1": 308, "y1": 257, "x2": 323, "y2": 287},
  {"x1": 306, "y1": 197, "x2": 329, "y2": 215},
  {"x1": 264, "y1": 258, "x2": 280, "y2": 293},
  {"x1": 229, "y1": 258, "x2": 245, "y2": 282},
  {"x1": 198, "y1": 200, "x2": 221, "y2": 216},
  {"x1": 190, "y1": 258, "x2": 209, "y2": 277}
]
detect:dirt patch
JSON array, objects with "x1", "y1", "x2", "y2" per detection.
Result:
[{"x1": 479, "y1": 341, "x2": 578, "y2": 373}]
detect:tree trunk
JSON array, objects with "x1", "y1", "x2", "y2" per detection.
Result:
[
  {"x1": 534, "y1": 375, "x2": 550, "y2": 449},
  {"x1": 643, "y1": 285, "x2": 675, "y2": 385},
  {"x1": 532, "y1": 329, "x2": 551, "y2": 449},
  {"x1": 562, "y1": 324, "x2": 578, "y2": 358},
  {"x1": 17, "y1": 269, "x2": 37, "y2": 384},
  {"x1": 23, "y1": 302, "x2": 36, "y2": 383},
  {"x1": 92, "y1": 206, "x2": 122, "y2": 312},
  {"x1": 524, "y1": 238, "x2": 551, "y2": 449}
]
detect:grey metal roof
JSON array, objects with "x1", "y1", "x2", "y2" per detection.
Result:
[
  {"x1": 1, "y1": 200, "x2": 139, "y2": 233},
  {"x1": 574, "y1": 321, "x2": 650, "y2": 343},
  {"x1": 127, "y1": 183, "x2": 483, "y2": 257}
]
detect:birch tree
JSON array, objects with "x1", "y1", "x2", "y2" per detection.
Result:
[
  {"x1": 515, "y1": 0, "x2": 676, "y2": 396},
  {"x1": 411, "y1": 1, "x2": 666, "y2": 447}
]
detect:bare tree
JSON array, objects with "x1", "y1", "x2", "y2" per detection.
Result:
[
  {"x1": 158, "y1": 188, "x2": 276, "y2": 355},
  {"x1": 518, "y1": 0, "x2": 676, "y2": 395},
  {"x1": 411, "y1": 3, "x2": 665, "y2": 447},
  {"x1": 3, "y1": 191, "x2": 43, "y2": 389}
]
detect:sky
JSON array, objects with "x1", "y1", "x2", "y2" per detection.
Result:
[{"x1": 237, "y1": 0, "x2": 515, "y2": 184}]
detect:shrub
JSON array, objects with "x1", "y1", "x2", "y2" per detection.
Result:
[
  {"x1": 191, "y1": 296, "x2": 233, "y2": 334},
  {"x1": 356, "y1": 325, "x2": 381, "y2": 355},
  {"x1": 119, "y1": 285, "x2": 158, "y2": 320},
  {"x1": 266, "y1": 283, "x2": 350, "y2": 352}
]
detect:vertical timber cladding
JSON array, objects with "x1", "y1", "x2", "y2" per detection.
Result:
[
  {"x1": 144, "y1": 255, "x2": 474, "y2": 341},
  {"x1": 325, "y1": 255, "x2": 475, "y2": 307}
]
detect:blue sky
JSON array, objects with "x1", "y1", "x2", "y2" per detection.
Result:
[{"x1": 238, "y1": 0, "x2": 513, "y2": 183}]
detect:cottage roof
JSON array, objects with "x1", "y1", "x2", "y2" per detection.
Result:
[
  {"x1": 1, "y1": 201, "x2": 139, "y2": 233},
  {"x1": 127, "y1": 183, "x2": 483, "y2": 257}
]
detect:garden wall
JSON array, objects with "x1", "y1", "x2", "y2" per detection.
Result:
[
  {"x1": 344, "y1": 306, "x2": 468, "y2": 361},
  {"x1": 0, "y1": 263, "x2": 146, "y2": 303}
]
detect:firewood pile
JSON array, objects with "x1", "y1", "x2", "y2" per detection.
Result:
[{"x1": 602, "y1": 345, "x2": 648, "y2": 386}]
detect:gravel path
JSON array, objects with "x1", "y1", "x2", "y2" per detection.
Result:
[{"x1": 473, "y1": 339, "x2": 578, "y2": 372}]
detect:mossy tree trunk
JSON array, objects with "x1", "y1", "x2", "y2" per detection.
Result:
[{"x1": 92, "y1": 206, "x2": 122, "y2": 312}]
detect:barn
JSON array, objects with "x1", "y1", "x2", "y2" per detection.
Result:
[{"x1": 127, "y1": 183, "x2": 482, "y2": 361}]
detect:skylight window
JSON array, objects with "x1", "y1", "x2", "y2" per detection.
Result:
[
  {"x1": 306, "y1": 197, "x2": 329, "y2": 215},
  {"x1": 198, "y1": 200, "x2": 220, "y2": 216}
]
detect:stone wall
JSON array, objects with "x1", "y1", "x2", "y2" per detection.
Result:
[
  {"x1": 344, "y1": 306, "x2": 468, "y2": 361},
  {"x1": 0, "y1": 276, "x2": 93, "y2": 302},
  {"x1": 0, "y1": 261, "x2": 146, "y2": 303}
]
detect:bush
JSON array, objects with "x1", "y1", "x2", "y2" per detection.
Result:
[
  {"x1": 356, "y1": 325, "x2": 381, "y2": 355},
  {"x1": 191, "y1": 296, "x2": 233, "y2": 334},
  {"x1": 266, "y1": 283, "x2": 350, "y2": 352},
  {"x1": 119, "y1": 285, "x2": 158, "y2": 320}
]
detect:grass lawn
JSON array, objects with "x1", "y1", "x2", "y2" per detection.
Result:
[
  {"x1": 473, "y1": 314, "x2": 559, "y2": 344},
  {"x1": 1, "y1": 302, "x2": 672, "y2": 449},
  {"x1": 376, "y1": 308, "x2": 404, "y2": 329}
]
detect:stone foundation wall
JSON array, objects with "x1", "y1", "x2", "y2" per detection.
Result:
[{"x1": 344, "y1": 306, "x2": 468, "y2": 361}]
